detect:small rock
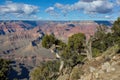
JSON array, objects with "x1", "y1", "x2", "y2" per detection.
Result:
[
  {"x1": 111, "y1": 61, "x2": 117, "y2": 66},
  {"x1": 89, "y1": 66, "x2": 96, "y2": 72},
  {"x1": 98, "y1": 69, "x2": 104, "y2": 74},
  {"x1": 101, "y1": 62, "x2": 110, "y2": 71},
  {"x1": 57, "y1": 74, "x2": 69, "y2": 80},
  {"x1": 113, "y1": 56, "x2": 116, "y2": 59},
  {"x1": 95, "y1": 73, "x2": 99, "y2": 78},
  {"x1": 101, "y1": 62, "x2": 115, "y2": 72},
  {"x1": 111, "y1": 68, "x2": 115, "y2": 71}
]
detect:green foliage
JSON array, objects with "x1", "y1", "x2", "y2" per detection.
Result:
[
  {"x1": 13, "y1": 78, "x2": 18, "y2": 80},
  {"x1": 42, "y1": 35, "x2": 56, "y2": 49},
  {"x1": 93, "y1": 26, "x2": 106, "y2": 51},
  {"x1": 92, "y1": 39, "x2": 106, "y2": 53},
  {"x1": 42, "y1": 33, "x2": 86, "y2": 67},
  {"x1": 61, "y1": 33, "x2": 86, "y2": 67},
  {"x1": 70, "y1": 66, "x2": 84, "y2": 80},
  {"x1": 92, "y1": 25, "x2": 115, "y2": 53},
  {"x1": 64, "y1": 54, "x2": 85, "y2": 67},
  {"x1": 42, "y1": 34, "x2": 66, "y2": 50},
  {"x1": 30, "y1": 60, "x2": 60, "y2": 80},
  {"x1": 41, "y1": 33, "x2": 86, "y2": 75},
  {"x1": 92, "y1": 17, "x2": 120, "y2": 55},
  {"x1": 92, "y1": 48, "x2": 101, "y2": 57},
  {"x1": 61, "y1": 47, "x2": 85, "y2": 67},
  {"x1": 61, "y1": 47, "x2": 72, "y2": 59},
  {"x1": 104, "y1": 33, "x2": 115, "y2": 47},
  {"x1": 0, "y1": 59, "x2": 10, "y2": 80},
  {"x1": 55, "y1": 39, "x2": 67, "y2": 50},
  {"x1": 112, "y1": 17, "x2": 120, "y2": 46},
  {"x1": 112, "y1": 17, "x2": 120, "y2": 36},
  {"x1": 68, "y1": 33, "x2": 85, "y2": 54},
  {"x1": 94, "y1": 25, "x2": 106, "y2": 39}
]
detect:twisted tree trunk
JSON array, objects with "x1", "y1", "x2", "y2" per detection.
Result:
[
  {"x1": 86, "y1": 37, "x2": 93, "y2": 61},
  {"x1": 50, "y1": 45, "x2": 64, "y2": 74}
]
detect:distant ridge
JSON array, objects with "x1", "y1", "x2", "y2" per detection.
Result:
[
  {"x1": 94, "y1": 21, "x2": 113, "y2": 26},
  {"x1": 0, "y1": 20, "x2": 113, "y2": 27}
]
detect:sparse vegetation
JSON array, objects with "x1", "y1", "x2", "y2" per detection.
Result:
[
  {"x1": 112, "y1": 17, "x2": 120, "y2": 47},
  {"x1": 30, "y1": 60, "x2": 60, "y2": 80},
  {"x1": 42, "y1": 34, "x2": 56, "y2": 49},
  {"x1": 0, "y1": 17, "x2": 119, "y2": 80},
  {"x1": 70, "y1": 66, "x2": 84, "y2": 80},
  {"x1": 61, "y1": 33, "x2": 86, "y2": 67},
  {"x1": 0, "y1": 59, "x2": 10, "y2": 80},
  {"x1": 68, "y1": 33, "x2": 85, "y2": 54},
  {"x1": 30, "y1": 18, "x2": 120, "y2": 80}
]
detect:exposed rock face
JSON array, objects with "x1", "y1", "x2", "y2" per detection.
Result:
[
  {"x1": 0, "y1": 20, "x2": 112, "y2": 66},
  {"x1": 56, "y1": 45, "x2": 120, "y2": 80},
  {"x1": 0, "y1": 20, "x2": 112, "y2": 79},
  {"x1": 56, "y1": 54, "x2": 120, "y2": 80},
  {"x1": 79, "y1": 55, "x2": 120, "y2": 80},
  {"x1": 40, "y1": 21, "x2": 98, "y2": 41},
  {"x1": 0, "y1": 21, "x2": 55, "y2": 67}
]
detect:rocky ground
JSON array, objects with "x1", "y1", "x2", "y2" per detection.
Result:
[
  {"x1": 57, "y1": 46, "x2": 120, "y2": 80},
  {"x1": 80, "y1": 55, "x2": 120, "y2": 80}
]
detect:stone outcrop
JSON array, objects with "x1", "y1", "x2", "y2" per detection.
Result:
[
  {"x1": 79, "y1": 54, "x2": 120, "y2": 80},
  {"x1": 56, "y1": 45, "x2": 120, "y2": 80}
]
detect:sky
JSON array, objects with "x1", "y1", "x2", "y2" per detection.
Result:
[{"x1": 0, "y1": 0, "x2": 120, "y2": 20}]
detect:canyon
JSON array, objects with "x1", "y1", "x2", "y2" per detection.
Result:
[{"x1": 0, "y1": 20, "x2": 112, "y2": 79}]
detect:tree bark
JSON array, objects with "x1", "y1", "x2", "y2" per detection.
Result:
[
  {"x1": 86, "y1": 38, "x2": 92, "y2": 61},
  {"x1": 50, "y1": 45, "x2": 64, "y2": 74}
]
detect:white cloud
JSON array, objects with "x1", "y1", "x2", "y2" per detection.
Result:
[
  {"x1": 53, "y1": 0, "x2": 113, "y2": 15},
  {"x1": 116, "y1": 0, "x2": 120, "y2": 5},
  {"x1": 45, "y1": 7, "x2": 59, "y2": 17},
  {"x1": 81, "y1": 0, "x2": 98, "y2": 2},
  {"x1": 45, "y1": 7, "x2": 54, "y2": 12},
  {"x1": 54, "y1": 3, "x2": 63, "y2": 9},
  {"x1": 0, "y1": 1, "x2": 39, "y2": 19},
  {"x1": 55, "y1": 3, "x2": 73, "y2": 14},
  {"x1": 104, "y1": 15, "x2": 113, "y2": 19}
]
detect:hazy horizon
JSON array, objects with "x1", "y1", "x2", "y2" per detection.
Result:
[{"x1": 0, "y1": 19, "x2": 116, "y2": 21}]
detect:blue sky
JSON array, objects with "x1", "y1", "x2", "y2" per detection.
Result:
[{"x1": 0, "y1": 0, "x2": 120, "y2": 20}]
